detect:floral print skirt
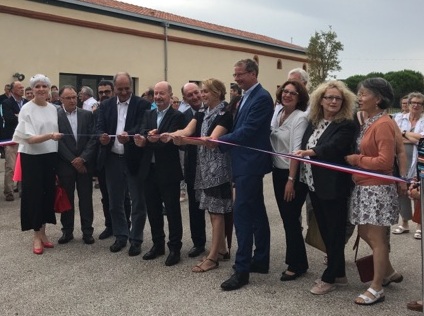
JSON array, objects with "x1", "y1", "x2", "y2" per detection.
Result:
[{"x1": 349, "y1": 184, "x2": 399, "y2": 226}]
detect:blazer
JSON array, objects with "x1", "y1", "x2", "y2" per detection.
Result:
[
  {"x1": 301, "y1": 119, "x2": 356, "y2": 200},
  {"x1": 219, "y1": 83, "x2": 274, "y2": 177},
  {"x1": 96, "y1": 95, "x2": 150, "y2": 173},
  {"x1": 57, "y1": 108, "x2": 97, "y2": 175},
  {"x1": 139, "y1": 107, "x2": 185, "y2": 184},
  {"x1": 183, "y1": 107, "x2": 198, "y2": 185},
  {"x1": 2, "y1": 96, "x2": 28, "y2": 140}
]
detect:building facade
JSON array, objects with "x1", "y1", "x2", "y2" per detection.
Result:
[{"x1": 0, "y1": 0, "x2": 307, "y2": 99}]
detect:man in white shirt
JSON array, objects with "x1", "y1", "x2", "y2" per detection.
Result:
[{"x1": 79, "y1": 86, "x2": 97, "y2": 111}]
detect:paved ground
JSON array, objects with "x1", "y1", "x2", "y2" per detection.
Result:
[{"x1": 0, "y1": 159, "x2": 422, "y2": 316}]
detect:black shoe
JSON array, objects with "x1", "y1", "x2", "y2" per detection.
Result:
[
  {"x1": 109, "y1": 239, "x2": 127, "y2": 252},
  {"x1": 280, "y1": 270, "x2": 305, "y2": 282},
  {"x1": 232, "y1": 261, "x2": 269, "y2": 274},
  {"x1": 188, "y1": 246, "x2": 205, "y2": 258},
  {"x1": 142, "y1": 245, "x2": 165, "y2": 260},
  {"x1": 128, "y1": 242, "x2": 142, "y2": 257},
  {"x1": 58, "y1": 233, "x2": 74, "y2": 244},
  {"x1": 221, "y1": 272, "x2": 249, "y2": 291},
  {"x1": 165, "y1": 251, "x2": 181, "y2": 266},
  {"x1": 82, "y1": 235, "x2": 95, "y2": 245},
  {"x1": 98, "y1": 228, "x2": 113, "y2": 240}
]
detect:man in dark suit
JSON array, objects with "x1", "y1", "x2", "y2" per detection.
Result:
[
  {"x1": 218, "y1": 59, "x2": 274, "y2": 291},
  {"x1": 97, "y1": 72, "x2": 150, "y2": 256},
  {"x1": 0, "y1": 84, "x2": 11, "y2": 159},
  {"x1": 94, "y1": 80, "x2": 132, "y2": 240},
  {"x1": 56, "y1": 85, "x2": 97, "y2": 244},
  {"x1": 134, "y1": 81, "x2": 185, "y2": 266},
  {"x1": 2, "y1": 81, "x2": 27, "y2": 201},
  {"x1": 180, "y1": 82, "x2": 206, "y2": 258}
]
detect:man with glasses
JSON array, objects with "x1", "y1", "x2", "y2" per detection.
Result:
[
  {"x1": 97, "y1": 72, "x2": 151, "y2": 256},
  {"x1": 56, "y1": 85, "x2": 97, "y2": 245},
  {"x1": 218, "y1": 59, "x2": 274, "y2": 291}
]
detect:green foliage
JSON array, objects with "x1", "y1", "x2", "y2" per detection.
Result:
[
  {"x1": 345, "y1": 70, "x2": 424, "y2": 108},
  {"x1": 307, "y1": 27, "x2": 344, "y2": 89}
]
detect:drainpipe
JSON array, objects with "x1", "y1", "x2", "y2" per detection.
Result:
[{"x1": 162, "y1": 22, "x2": 169, "y2": 81}]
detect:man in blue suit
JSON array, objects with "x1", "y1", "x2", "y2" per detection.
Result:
[{"x1": 219, "y1": 59, "x2": 274, "y2": 291}]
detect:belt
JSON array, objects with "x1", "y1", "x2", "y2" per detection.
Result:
[{"x1": 111, "y1": 152, "x2": 124, "y2": 158}]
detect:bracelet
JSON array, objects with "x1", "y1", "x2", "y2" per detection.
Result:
[
  {"x1": 402, "y1": 130, "x2": 407, "y2": 138},
  {"x1": 288, "y1": 176, "x2": 295, "y2": 181}
]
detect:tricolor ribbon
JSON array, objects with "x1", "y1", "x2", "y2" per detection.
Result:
[{"x1": 207, "y1": 138, "x2": 407, "y2": 184}]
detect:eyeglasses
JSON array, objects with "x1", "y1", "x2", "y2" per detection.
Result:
[
  {"x1": 98, "y1": 90, "x2": 112, "y2": 95},
  {"x1": 323, "y1": 95, "x2": 343, "y2": 102},
  {"x1": 232, "y1": 72, "x2": 249, "y2": 78},
  {"x1": 410, "y1": 101, "x2": 424, "y2": 107},
  {"x1": 282, "y1": 89, "x2": 299, "y2": 96}
]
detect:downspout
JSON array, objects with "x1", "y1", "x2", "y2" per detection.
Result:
[{"x1": 162, "y1": 22, "x2": 169, "y2": 81}]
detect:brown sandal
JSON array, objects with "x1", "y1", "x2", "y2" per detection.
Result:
[{"x1": 192, "y1": 258, "x2": 219, "y2": 273}]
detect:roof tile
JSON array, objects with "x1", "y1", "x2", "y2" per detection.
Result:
[{"x1": 78, "y1": 0, "x2": 304, "y2": 51}]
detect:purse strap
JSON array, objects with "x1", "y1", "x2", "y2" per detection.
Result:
[{"x1": 353, "y1": 233, "x2": 360, "y2": 262}]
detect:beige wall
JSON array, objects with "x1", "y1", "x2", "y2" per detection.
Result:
[{"x1": 0, "y1": 0, "x2": 306, "y2": 100}]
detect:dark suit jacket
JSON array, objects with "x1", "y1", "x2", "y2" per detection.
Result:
[
  {"x1": 301, "y1": 119, "x2": 356, "y2": 200},
  {"x1": 182, "y1": 107, "x2": 198, "y2": 186},
  {"x1": 2, "y1": 96, "x2": 28, "y2": 140},
  {"x1": 57, "y1": 108, "x2": 97, "y2": 175},
  {"x1": 219, "y1": 83, "x2": 273, "y2": 177},
  {"x1": 139, "y1": 107, "x2": 185, "y2": 184},
  {"x1": 96, "y1": 95, "x2": 150, "y2": 173}
]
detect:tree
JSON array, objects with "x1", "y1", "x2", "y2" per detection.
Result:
[
  {"x1": 344, "y1": 70, "x2": 424, "y2": 108},
  {"x1": 384, "y1": 70, "x2": 424, "y2": 107},
  {"x1": 307, "y1": 26, "x2": 344, "y2": 89}
]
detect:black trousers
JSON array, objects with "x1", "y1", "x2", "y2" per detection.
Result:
[
  {"x1": 309, "y1": 191, "x2": 348, "y2": 283},
  {"x1": 144, "y1": 165, "x2": 182, "y2": 251},
  {"x1": 97, "y1": 168, "x2": 131, "y2": 229},
  {"x1": 272, "y1": 168, "x2": 309, "y2": 273},
  {"x1": 58, "y1": 169, "x2": 94, "y2": 236},
  {"x1": 186, "y1": 178, "x2": 206, "y2": 248},
  {"x1": 20, "y1": 153, "x2": 57, "y2": 231}
]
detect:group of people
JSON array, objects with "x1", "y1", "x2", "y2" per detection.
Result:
[{"x1": 4, "y1": 58, "x2": 423, "y2": 309}]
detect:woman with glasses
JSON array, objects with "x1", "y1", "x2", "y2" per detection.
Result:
[
  {"x1": 346, "y1": 77, "x2": 401, "y2": 305},
  {"x1": 270, "y1": 80, "x2": 309, "y2": 282},
  {"x1": 294, "y1": 80, "x2": 356, "y2": 295},
  {"x1": 393, "y1": 92, "x2": 424, "y2": 239}
]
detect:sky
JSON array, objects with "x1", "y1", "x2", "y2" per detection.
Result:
[{"x1": 120, "y1": 0, "x2": 423, "y2": 79}]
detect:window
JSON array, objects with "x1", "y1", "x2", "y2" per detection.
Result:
[{"x1": 277, "y1": 59, "x2": 282, "y2": 70}]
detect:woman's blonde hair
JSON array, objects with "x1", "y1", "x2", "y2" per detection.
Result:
[
  {"x1": 309, "y1": 80, "x2": 356, "y2": 127},
  {"x1": 202, "y1": 78, "x2": 226, "y2": 101}
]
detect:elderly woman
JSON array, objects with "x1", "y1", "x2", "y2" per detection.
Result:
[
  {"x1": 345, "y1": 77, "x2": 401, "y2": 305},
  {"x1": 294, "y1": 80, "x2": 356, "y2": 295},
  {"x1": 393, "y1": 92, "x2": 424, "y2": 239},
  {"x1": 163, "y1": 78, "x2": 233, "y2": 272},
  {"x1": 270, "y1": 80, "x2": 310, "y2": 281},
  {"x1": 12, "y1": 74, "x2": 62, "y2": 254}
]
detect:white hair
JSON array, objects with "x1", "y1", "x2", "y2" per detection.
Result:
[{"x1": 29, "y1": 74, "x2": 51, "y2": 89}]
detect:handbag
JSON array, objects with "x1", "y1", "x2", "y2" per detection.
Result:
[
  {"x1": 54, "y1": 177, "x2": 72, "y2": 213},
  {"x1": 305, "y1": 211, "x2": 326, "y2": 253},
  {"x1": 353, "y1": 234, "x2": 374, "y2": 283}
]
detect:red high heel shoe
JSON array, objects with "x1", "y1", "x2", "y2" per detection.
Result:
[
  {"x1": 43, "y1": 242, "x2": 54, "y2": 248},
  {"x1": 33, "y1": 246, "x2": 44, "y2": 255}
]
